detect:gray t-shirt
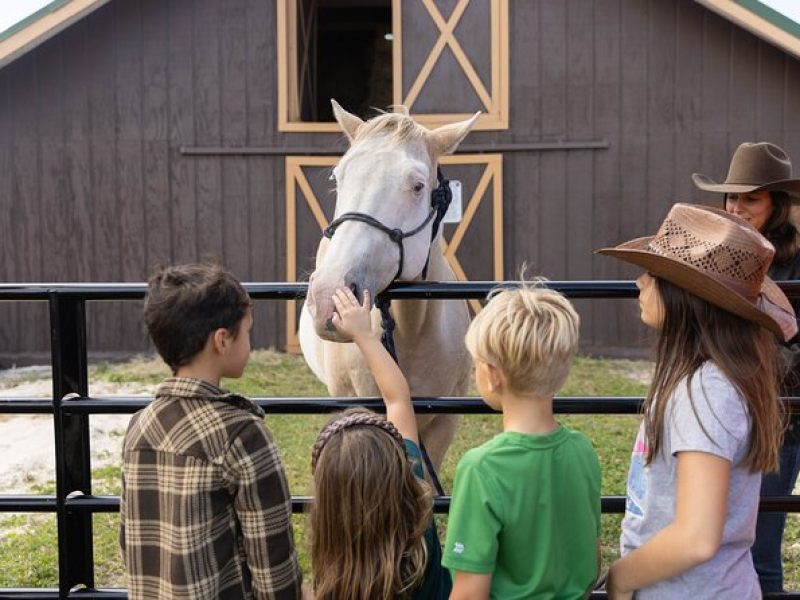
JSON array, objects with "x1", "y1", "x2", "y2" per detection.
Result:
[{"x1": 620, "y1": 362, "x2": 761, "y2": 599}]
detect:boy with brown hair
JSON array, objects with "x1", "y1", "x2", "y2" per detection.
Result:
[
  {"x1": 120, "y1": 263, "x2": 301, "y2": 599},
  {"x1": 443, "y1": 285, "x2": 601, "y2": 599}
]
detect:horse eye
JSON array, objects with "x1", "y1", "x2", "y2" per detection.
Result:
[{"x1": 412, "y1": 182, "x2": 425, "y2": 194}]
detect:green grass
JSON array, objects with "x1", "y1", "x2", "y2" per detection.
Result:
[
  {"x1": 1, "y1": 351, "x2": 798, "y2": 590},
  {"x1": 0, "y1": 514, "x2": 59, "y2": 585}
]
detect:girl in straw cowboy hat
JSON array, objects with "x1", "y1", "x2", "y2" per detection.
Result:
[
  {"x1": 694, "y1": 141, "x2": 800, "y2": 593},
  {"x1": 597, "y1": 203, "x2": 797, "y2": 599}
]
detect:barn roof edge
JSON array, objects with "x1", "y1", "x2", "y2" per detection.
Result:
[
  {"x1": 0, "y1": 0, "x2": 110, "y2": 71},
  {"x1": 0, "y1": 1, "x2": 798, "y2": 72},
  {"x1": 695, "y1": 0, "x2": 800, "y2": 60}
]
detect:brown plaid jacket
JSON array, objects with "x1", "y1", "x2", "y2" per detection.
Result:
[{"x1": 120, "y1": 378, "x2": 301, "y2": 599}]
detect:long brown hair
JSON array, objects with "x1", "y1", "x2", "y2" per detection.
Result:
[
  {"x1": 310, "y1": 410, "x2": 432, "y2": 599},
  {"x1": 644, "y1": 277, "x2": 782, "y2": 472}
]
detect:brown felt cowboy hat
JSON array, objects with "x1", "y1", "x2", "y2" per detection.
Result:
[
  {"x1": 596, "y1": 203, "x2": 797, "y2": 341},
  {"x1": 692, "y1": 142, "x2": 800, "y2": 200}
]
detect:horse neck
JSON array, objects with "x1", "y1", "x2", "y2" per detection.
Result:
[{"x1": 391, "y1": 244, "x2": 451, "y2": 339}]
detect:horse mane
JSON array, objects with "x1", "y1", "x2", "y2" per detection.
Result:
[{"x1": 353, "y1": 108, "x2": 428, "y2": 145}]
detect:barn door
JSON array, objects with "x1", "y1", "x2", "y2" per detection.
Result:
[{"x1": 393, "y1": 0, "x2": 508, "y2": 129}]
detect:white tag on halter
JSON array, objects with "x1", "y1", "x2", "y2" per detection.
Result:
[{"x1": 442, "y1": 180, "x2": 462, "y2": 224}]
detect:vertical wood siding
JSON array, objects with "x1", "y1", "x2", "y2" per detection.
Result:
[{"x1": 0, "y1": 0, "x2": 799, "y2": 359}]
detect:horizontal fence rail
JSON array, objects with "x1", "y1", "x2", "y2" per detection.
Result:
[{"x1": 0, "y1": 281, "x2": 799, "y2": 599}]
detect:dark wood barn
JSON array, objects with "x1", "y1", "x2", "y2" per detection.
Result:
[{"x1": 1, "y1": 0, "x2": 799, "y2": 363}]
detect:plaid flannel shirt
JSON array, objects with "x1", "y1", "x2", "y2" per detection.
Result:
[{"x1": 120, "y1": 377, "x2": 301, "y2": 599}]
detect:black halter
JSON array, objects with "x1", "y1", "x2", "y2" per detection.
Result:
[
  {"x1": 323, "y1": 167, "x2": 453, "y2": 282},
  {"x1": 322, "y1": 167, "x2": 453, "y2": 496}
]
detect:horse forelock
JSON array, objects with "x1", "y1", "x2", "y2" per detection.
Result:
[{"x1": 353, "y1": 111, "x2": 427, "y2": 146}]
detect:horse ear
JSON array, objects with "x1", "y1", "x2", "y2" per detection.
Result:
[
  {"x1": 331, "y1": 99, "x2": 364, "y2": 143},
  {"x1": 428, "y1": 112, "x2": 481, "y2": 156}
]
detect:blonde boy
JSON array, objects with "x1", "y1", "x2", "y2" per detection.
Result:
[{"x1": 443, "y1": 286, "x2": 601, "y2": 600}]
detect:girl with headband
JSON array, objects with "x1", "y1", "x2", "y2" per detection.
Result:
[{"x1": 308, "y1": 287, "x2": 451, "y2": 600}]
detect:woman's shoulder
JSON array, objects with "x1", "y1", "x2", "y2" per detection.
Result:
[{"x1": 769, "y1": 247, "x2": 800, "y2": 281}]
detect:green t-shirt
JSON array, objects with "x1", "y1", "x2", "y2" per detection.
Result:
[{"x1": 442, "y1": 427, "x2": 601, "y2": 600}]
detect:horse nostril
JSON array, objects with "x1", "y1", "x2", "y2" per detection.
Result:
[{"x1": 343, "y1": 269, "x2": 364, "y2": 300}]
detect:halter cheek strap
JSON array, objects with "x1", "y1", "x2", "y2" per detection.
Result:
[{"x1": 423, "y1": 167, "x2": 453, "y2": 279}]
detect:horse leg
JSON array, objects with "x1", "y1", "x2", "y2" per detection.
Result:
[{"x1": 417, "y1": 413, "x2": 459, "y2": 486}]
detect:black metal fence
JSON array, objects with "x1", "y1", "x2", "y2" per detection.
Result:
[{"x1": 0, "y1": 281, "x2": 799, "y2": 599}]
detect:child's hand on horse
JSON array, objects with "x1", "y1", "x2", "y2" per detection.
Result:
[{"x1": 331, "y1": 287, "x2": 374, "y2": 342}]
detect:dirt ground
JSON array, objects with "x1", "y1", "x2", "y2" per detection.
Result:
[{"x1": 0, "y1": 369, "x2": 156, "y2": 494}]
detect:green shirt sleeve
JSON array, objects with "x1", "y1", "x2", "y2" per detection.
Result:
[
  {"x1": 442, "y1": 454, "x2": 502, "y2": 574},
  {"x1": 404, "y1": 438, "x2": 425, "y2": 480}
]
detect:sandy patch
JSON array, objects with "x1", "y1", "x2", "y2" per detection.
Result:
[
  {"x1": 0, "y1": 374, "x2": 156, "y2": 494},
  {"x1": 608, "y1": 359, "x2": 654, "y2": 385}
]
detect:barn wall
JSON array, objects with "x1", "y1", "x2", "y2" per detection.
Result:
[{"x1": 1, "y1": 0, "x2": 800, "y2": 361}]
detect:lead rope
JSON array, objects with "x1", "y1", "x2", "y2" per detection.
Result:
[
  {"x1": 375, "y1": 295, "x2": 397, "y2": 364},
  {"x1": 376, "y1": 293, "x2": 446, "y2": 497}
]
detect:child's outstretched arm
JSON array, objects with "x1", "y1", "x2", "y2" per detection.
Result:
[{"x1": 331, "y1": 287, "x2": 418, "y2": 444}]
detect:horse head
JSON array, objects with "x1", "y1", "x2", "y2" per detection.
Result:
[{"x1": 306, "y1": 100, "x2": 479, "y2": 342}]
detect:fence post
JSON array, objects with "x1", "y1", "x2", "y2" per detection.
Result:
[{"x1": 50, "y1": 293, "x2": 93, "y2": 596}]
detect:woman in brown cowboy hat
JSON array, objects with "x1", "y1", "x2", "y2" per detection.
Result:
[
  {"x1": 597, "y1": 203, "x2": 796, "y2": 599},
  {"x1": 694, "y1": 141, "x2": 800, "y2": 594},
  {"x1": 693, "y1": 141, "x2": 800, "y2": 267}
]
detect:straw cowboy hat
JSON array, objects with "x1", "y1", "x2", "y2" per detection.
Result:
[
  {"x1": 596, "y1": 203, "x2": 797, "y2": 341},
  {"x1": 692, "y1": 142, "x2": 800, "y2": 200}
]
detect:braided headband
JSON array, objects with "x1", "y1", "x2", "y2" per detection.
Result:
[{"x1": 311, "y1": 411, "x2": 406, "y2": 473}]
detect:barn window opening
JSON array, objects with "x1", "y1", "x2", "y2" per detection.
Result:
[
  {"x1": 277, "y1": 0, "x2": 508, "y2": 131},
  {"x1": 292, "y1": 0, "x2": 392, "y2": 123}
]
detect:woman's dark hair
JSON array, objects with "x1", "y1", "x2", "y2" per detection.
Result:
[
  {"x1": 760, "y1": 191, "x2": 798, "y2": 265},
  {"x1": 144, "y1": 263, "x2": 251, "y2": 372}
]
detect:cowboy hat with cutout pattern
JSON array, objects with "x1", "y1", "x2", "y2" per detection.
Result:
[{"x1": 596, "y1": 203, "x2": 797, "y2": 342}]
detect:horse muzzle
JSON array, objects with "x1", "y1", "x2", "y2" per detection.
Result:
[{"x1": 306, "y1": 273, "x2": 368, "y2": 343}]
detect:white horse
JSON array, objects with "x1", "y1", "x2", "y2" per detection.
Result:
[{"x1": 299, "y1": 100, "x2": 479, "y2": 471}]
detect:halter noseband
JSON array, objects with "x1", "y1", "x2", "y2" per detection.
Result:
[{"x1": 322, "y1": 167, "x2": 453, "y2": 281}]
